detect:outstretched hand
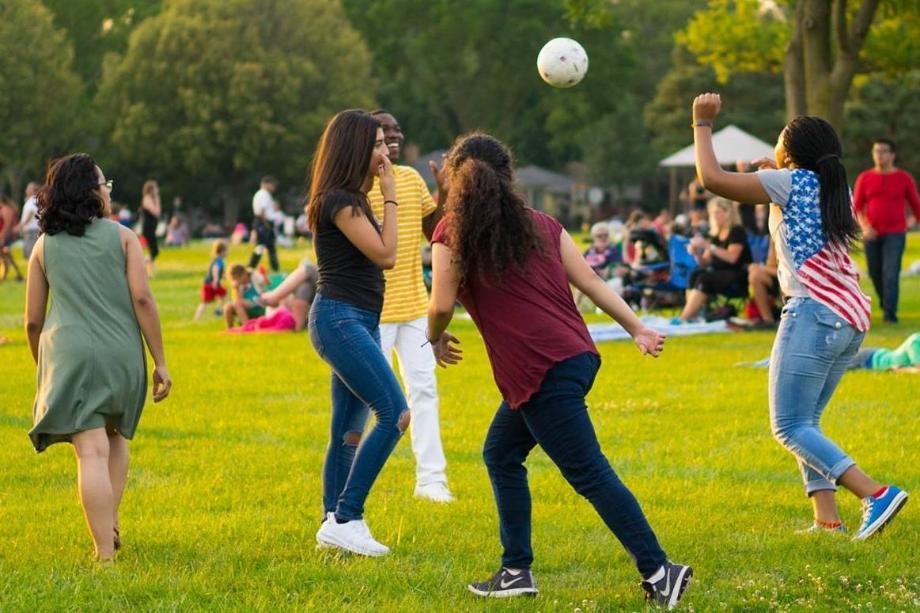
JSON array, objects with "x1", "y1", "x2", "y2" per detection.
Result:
[
  {"x1": 692, "y1": 92, "x2": 722, "y2": 123},
  {"x1": 633, "y1": 326, "x2": 665, "y2": 357},
  {"x1": 430, "y1": 331, "x2": 462, "y2": 368},
  {"x1": 428, "y1": 155, "x2": 450, "y2": 199}
]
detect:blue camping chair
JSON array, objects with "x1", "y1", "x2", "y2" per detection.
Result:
[{"x1": 626, "y1": 235, "x2": 697, "y2": 311}]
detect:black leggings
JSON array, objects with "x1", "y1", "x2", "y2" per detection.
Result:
[
  {"x1": 143, "y1": 215, "x2": 159, "y2": 261},
  {"x1": 688, "y1": 266, "x2": 745, "y2": 294}
]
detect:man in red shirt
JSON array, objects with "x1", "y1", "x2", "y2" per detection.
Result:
[{"x1": 853, "y1": 138, "x2": 920, "y2": 323}]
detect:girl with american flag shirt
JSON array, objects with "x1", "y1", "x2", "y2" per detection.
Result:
[{"x1": 690, "y1": 93, "x2": 908, "y2": 542}]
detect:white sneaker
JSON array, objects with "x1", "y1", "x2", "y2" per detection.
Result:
[
  {"x1": 315, "y1": 512, "x2": 390, "y2": 557},
  {"x1": 414, "y1": 482, "x2": 455, "y2": 503}
]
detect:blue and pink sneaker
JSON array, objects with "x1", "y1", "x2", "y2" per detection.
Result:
[{"x1": 853, "y1": 485, "x2": 908, "y2": 541}]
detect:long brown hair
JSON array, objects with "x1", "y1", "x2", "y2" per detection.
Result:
[
  {"x1": 442, "y1": 133, "x2": 542, "y2": 286},
  {"x1": 307, "y1": 109, "x2": 380, "y2": 232}
]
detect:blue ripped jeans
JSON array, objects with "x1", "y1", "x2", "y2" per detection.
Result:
[
  {"x1": 309, "y1": 293, "x2": 408, "y2": 521},
  {"x1": 769, "y1": 297, "x2": 864, "y2": 495}
]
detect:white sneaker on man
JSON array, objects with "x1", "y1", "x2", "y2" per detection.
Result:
[
  {"x1": 315, "y1": 512, "x2": 390, "y2": 557},
  {"x1": 414, "y1": 482, "x2": 454, "y2": 503}
]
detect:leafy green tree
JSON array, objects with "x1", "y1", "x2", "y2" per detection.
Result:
[
  {"x1": 0, "y1": 0, "x2": 83, "y2": 199},
  {"x1": 97, "y1": 0, "x2": 375, "y2": 221},
  {"x1": 843, "y1": 71, "x2": 920, "y2": 176},
  {"x1": 679, "y1": 0, "x2": 920, "y2": 131},
  {"x1": 43, "y1": 0, "x2": 164, "y2": 92},
  {"x1": 645, "y1": 45, "x2": 786, "y2": 157},
  {"x1": 343, "y1": 0, "x2": 702, "y2": 191}
]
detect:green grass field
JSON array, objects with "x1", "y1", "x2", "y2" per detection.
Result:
[{"x1": 0, "y1": 235, "x2": 918, "y2": 611}]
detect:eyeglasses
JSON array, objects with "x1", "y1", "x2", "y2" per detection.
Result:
[{"x1": 98, "y1": 179, "x2": 114, "y2": 190}]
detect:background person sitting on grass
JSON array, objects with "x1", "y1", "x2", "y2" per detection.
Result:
[
  {"x1": 259, "y1": 258, "x2": 319, "y2": 332},
  {"x1": 224, "y1": 264, "x2": 265, "y2": 328}
]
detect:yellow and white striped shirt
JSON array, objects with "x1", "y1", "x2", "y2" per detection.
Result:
[{"x1": 369, "y1": 165, "x2": 437, "y2": 323}]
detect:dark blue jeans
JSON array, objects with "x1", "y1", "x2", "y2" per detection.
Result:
[
  {"x1": 482, "y1": 352, "x2": 667, "y2": 578},
  {"x1": 309, "y1": 293, "x2": 408, "y2": 521},
  {"x1": 864, "y1": 232, "x2": 905, "y2": 321}
]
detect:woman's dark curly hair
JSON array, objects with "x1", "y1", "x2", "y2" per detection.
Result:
[
  {"x1": 442, "y1": 133, "x2": 543, "y2": 286},
  {"x1": 37, "y1": 153, "x2": 106, "y2": 236}
]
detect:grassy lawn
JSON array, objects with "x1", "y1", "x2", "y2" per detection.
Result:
[{"x1": 0, "y1": 235, "x2": 917, "y2": 611}]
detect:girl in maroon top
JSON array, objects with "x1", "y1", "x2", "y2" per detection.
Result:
[{"x1": 427, "y1": 134, "x2": 691, "y2": 607}]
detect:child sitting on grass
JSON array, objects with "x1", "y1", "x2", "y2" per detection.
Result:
[
  {"x1": 194, "y1": 239, "x2": 228, "y2": 320},
  {"x1": 224, "y1": 263, "x2": 265, "y2": 328}
]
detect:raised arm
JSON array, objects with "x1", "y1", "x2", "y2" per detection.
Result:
[
  {"x1": 24, "y1": 237, "x2": 49, "y2": 363},
  {"x1": 335, "y1": 155, "x2": 398, "y2": 269},
  {"x1": 560, "y1": 229, "x2": 664, "y2": 356},
  {"x1": 122, "y1": 227, "x2": 171, "y2": 401},
  {"x1": 692, "y1": 93, "x2": 772, "y2": 205}
]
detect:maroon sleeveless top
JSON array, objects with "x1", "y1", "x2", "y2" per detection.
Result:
[{"x1": 432, "y1": 211, "x2": 598, "y2": 408}]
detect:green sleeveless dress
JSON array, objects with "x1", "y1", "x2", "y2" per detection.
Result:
[{"x1": 30, "y1": 218, "x2": 147, "y2": 452}]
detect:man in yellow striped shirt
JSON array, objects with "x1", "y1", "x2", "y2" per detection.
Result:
[{"x1": 368, "y1": 110, "x2": 453, "y2": 502}]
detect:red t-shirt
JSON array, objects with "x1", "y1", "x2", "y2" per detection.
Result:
[
  {"x1": 432, "y1": 210, "x2": 598, "y2": 408},
  {"x1": 853, "y1": 168, "x2": 920, "y2": 235}
]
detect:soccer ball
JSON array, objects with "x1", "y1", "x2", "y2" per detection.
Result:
[{"x1": 537, "y1": 37, "x2": 589, "y2": 88}]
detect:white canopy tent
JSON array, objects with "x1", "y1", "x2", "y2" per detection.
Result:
[
  {"x1": 659, "y1": 125, "x2": 775, "y2": 210},
  {"x1": 659, "y1": 125, "x2": 775, "y2": 167}
]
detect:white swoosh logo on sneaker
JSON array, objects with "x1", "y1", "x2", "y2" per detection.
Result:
[
  {"x1": 499, "y1": 576, "x2": 524, "y2": 589},
  {"x1": 659, "y1": 573, "x2": 672, "y2": 598}
]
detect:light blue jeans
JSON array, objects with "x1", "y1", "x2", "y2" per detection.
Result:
[{"x1": 769, "y1": 297, "x2": 864, "y2": 495}]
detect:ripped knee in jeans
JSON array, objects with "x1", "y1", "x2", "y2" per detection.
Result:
[
  {"x1": 343, "y1": 431, "x2": 362, "y2": 446},
  {"x1": 397, "y1": 410, "x2": 411, "y2": 434}
]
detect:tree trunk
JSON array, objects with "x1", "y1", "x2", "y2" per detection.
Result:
[
  {"x1": 788, "y1": 0, "x2": 881, "y2": 134},
  {"x1": 800, "y1": 0, "x2": 834, "y2": 122},
  {"x1": 220, "y1": 185, "x2": 242, "y2": 228},
  {"x1": 784, "y1": 0, "x2": 807, "y2": 119},
  {"x1": 3, "y1": 167, "x2": 24, "y2": 205}
]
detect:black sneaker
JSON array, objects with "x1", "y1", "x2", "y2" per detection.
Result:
[
  {"x1": 641, "y1": 562, "x2": 692, "y2": 609},
  {"x1": 468, "y1": 567, "x2": 538, "y2": 598}
]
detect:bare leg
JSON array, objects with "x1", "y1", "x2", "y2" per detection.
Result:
[
  {"x1": 837, "y1": 465, "x2": 882, "y2": 499},
  {"x1": 4, "y1": 253, "x2": 23, "y2": 281},
  {"x1": 224, "y1": 302, "x2": 237, "y2": 328},
  {"x1": 194, "y1": 302, "x2": 207, "y2": 320},
  {"x1": 72, "y1": 428, "x2": 115, "y2": 561},
  {"x1": 679, "y1": 289, "x2": 708, "y2": 321},
  {"x1": 107, "y1": 429, "x2": 129, "y2": 539},
  {"x1": 810, "y1": 490, "x2": 841, "y2": 524}
]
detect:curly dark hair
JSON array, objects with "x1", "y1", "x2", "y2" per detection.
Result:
[
  {"x1": 37, "y1": 153, "x2": 106, "y2": 237},
  {"x1": 442, "y1": 133, "x2": 543, "y2": 286}
]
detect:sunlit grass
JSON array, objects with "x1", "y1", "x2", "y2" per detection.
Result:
[{"x1": 0, "y1": 235, "x2": 917, "y2": 610}]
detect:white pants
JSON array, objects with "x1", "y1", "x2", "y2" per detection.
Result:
[{"x1": 380, "y1": 316, "x2": 448, "y2": 486}]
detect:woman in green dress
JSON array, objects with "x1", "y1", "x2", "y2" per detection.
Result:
[{"x1": 25, "y1": 153, "x2": 172, "y2": 562}]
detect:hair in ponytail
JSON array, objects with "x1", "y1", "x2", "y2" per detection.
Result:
[
  {"x1": 782, "y1": 116, "x2": 860, "y2": 247},
  {"x1": 443, "y1": 133, "x2": 542, "y2": 286}
]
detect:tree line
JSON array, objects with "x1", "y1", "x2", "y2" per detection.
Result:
[{"x1": 1, "y1": 0, "x2": 916, "y2": 224}]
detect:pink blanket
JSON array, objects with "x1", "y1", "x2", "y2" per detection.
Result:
[{"x1": 227, "y1": 307, "x2": 296, "y2": 334}]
